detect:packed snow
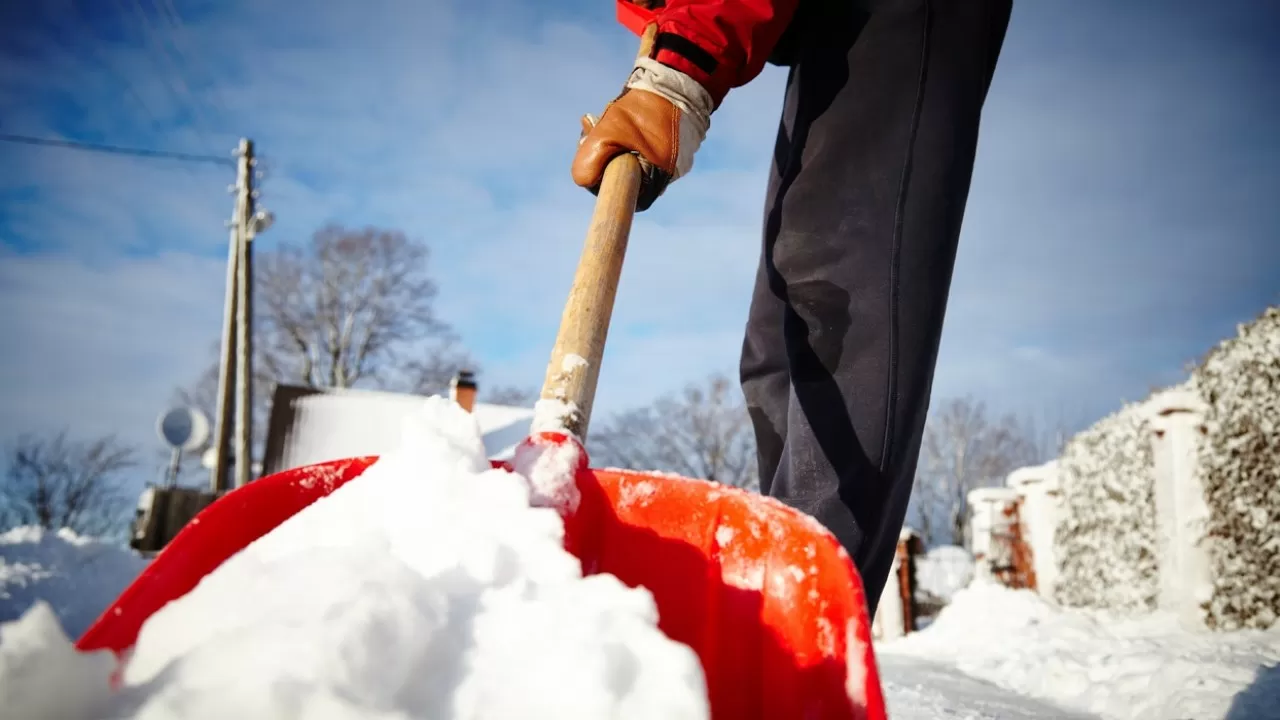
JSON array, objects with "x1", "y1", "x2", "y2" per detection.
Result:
[
  {"x1": 878, "y1": 655, "x2": 1092, "y2": 720},
  {"x1": 0, "y1": 525, "x2": 148, "y2": 639},
  {"x1": 879, "y1": 578, "x2": 1280, "y2": 720},
  {"x1": 0, "y1": 396, "x2": 709, "y2": 719},
  {"x1": 0, "y1": 601, "x2": 119, "y2": 720}
]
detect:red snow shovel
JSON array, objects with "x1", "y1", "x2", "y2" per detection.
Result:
[{"x1": 76, "y1": 21, "x2": 888, "y2": 720}]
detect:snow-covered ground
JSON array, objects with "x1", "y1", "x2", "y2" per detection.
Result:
[
  {"x1": 878, "y1": 580, "x2": 1280, "y2": 720},
  {"x1": 0, "y1": 525, "x2": 148, "y2": 638},
  {"x1": 880, "y1": 655, "x2": 1093, "y2": 720},
  {"x1": 0, "y1": 397, "x2": 1277, "y2": 718}
]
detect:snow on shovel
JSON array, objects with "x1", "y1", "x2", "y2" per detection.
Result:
[{"x1": 76, "y1": 39, "x2": 888, "y2": 720}]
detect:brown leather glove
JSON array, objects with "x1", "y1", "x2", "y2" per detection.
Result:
[{"x1": 571, "y1": 56, "x2": 713, "y2": 211}]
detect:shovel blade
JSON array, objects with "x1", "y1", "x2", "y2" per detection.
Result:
[
  {"x1": 77, "y1": 456, "x2": 885, "y2": 720},
  {"x1": 566, "y1": 467, "x2": 886, "y2": 720}
]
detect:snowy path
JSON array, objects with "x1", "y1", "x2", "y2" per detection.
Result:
[
  {"x1": 878, "y1": 582, "x2": 1280, "y2": 720},
  {"x1": 879, "y1": 655, "x2": 1096, "y2": 720}
]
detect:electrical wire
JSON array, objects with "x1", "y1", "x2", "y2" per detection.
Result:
[{"x1": 0, "y1": 133, "x2": 233, "y2": 165}]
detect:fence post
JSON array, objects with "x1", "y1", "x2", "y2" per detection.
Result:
[
  {"x1": 872, "y1": 528, "x2": 923, "y2": 640},
  {"x1": 967, "y1": 487, "x2": 1031, "y2": 588},
  {"x1": 1146, "y1": 386, "x2": 1213, "y2": 628},
  {"x1": 898, "y1": 529, "x2": 923, "y2": 634},
  {"x1": 1007, "y1": 460, "x2": 1063, "y2": 599},
  {"x1": 872, "y1": 540, "x2": 906, "y2": 641}
]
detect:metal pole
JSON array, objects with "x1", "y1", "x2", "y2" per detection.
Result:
[
  {"x1": 167, "y1": 447, "x2": 183, "y2": 488},
  {"x1": 209, "y1": 140, "x2": 250, "y2": 493},
  {"x1": 233, "y1": 139, "x2": 256, "y2": 489}
]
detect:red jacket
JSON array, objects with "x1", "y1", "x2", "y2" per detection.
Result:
[{"x1": 648, "y1": 0, "x2": 801, "y2": 108}]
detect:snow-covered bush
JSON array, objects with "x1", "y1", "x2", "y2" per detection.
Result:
[
  {"x1": 1191, "y1": 306, "x2": 1280, "y2": 630},
  {"x1": 1053, "y1": 400, "x2": 1159, "y2": 612}
]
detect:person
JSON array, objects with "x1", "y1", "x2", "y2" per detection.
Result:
[{"x1": 572, "y1": 0, "x2": 1012, "y2": 615}]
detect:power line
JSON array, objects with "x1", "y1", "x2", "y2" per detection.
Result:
[{"x1": 0, "y1": 133, "x2": 233, "y2": 165}]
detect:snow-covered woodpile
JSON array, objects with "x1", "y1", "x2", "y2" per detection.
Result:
[
  {"x1": 1190, "y1": 306, "x2": 1280, "y2": 630},
  {"x1": 1053, "y1": 400, "x2": 1159, "y2": 612}
]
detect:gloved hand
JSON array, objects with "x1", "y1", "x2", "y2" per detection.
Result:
[{"x1": 571, "y1": 54, "x2": 714, "y2": 211}]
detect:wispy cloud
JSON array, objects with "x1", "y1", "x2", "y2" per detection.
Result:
[
  {"x1": 0, "y1": 250, "x2": 224, "y2": 442},
  {"x1": 0, "y1": 0, "x2": 1276, "y2": 484}
]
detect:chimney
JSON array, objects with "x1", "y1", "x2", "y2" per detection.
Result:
[{"x1": 450, "y1": 370, "x2": 477, "y2": 413}]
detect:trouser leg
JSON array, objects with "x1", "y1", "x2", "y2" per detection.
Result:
[{"x1": 740, "y1": 0, "x2": 1012, "y2": 613}]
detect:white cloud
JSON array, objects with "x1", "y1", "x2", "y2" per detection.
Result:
[
  {"x1": 1, "y1": 149, "x2": 229, "y2": 257},
  {"x1": 0, "y1": 251, "x2": 226, "y2": 460}
]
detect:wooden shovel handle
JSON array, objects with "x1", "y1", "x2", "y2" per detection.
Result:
[
  {"x1": 537, "y1": 152, "x2": 643, "y2": 440},
  {"x1": 536, "y1": 23, "x2": 657, "y2": 440}
]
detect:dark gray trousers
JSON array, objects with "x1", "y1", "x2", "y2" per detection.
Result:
[{"x1": 741, "y1": 0, "x2": 1012, "y2": 614}]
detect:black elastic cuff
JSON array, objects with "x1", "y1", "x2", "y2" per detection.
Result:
[{"x1": 653, "y1": 32, "x2": 719, "y2": 75}]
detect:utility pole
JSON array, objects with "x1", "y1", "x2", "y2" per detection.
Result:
[
  {"x1": 209, "y1": 138, "x2": 270, "y2": 492},
  {"x1": 232, "y1": 139, "x2": 256, "y2": 490}
]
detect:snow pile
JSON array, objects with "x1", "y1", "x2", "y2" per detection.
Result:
[
  {"x1": 913, "y1": 545, "x2": 974, "y2": 604},
  {"x1": 0, "y1": 525, "x2": 147, "y2": 638},
  {"x1": 518, "y1": 397, "x2": 589, "y2": 513},
  {"x1": 0, "y1": 601, "x2": 117, "y2": 719},
  {"x1": 880, "y1": 579, "x2": 1280, "y2": 720},
  {"x1": 1053, "y1": 399, "x2": 1159, "y2": 612},
  {"x1": 0, "y1": 396, "x2": 709, "y2": 719},
  {"x1": 1191, "y1": 305, "x2": 1280, "y2": 631}
]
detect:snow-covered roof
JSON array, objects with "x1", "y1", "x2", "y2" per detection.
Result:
[
  {"x1": 966, "y1": 486, "x2": 1021, "y2": 505},
  {"x1": 1143, "y1": 381, "x2": 1209, "y2": 424},
  {"x1": 261, "y1": 384, "x2": 534, "y2": 476},
  {"x1": 1006, "y1": 460, "x2": 1060, "y2": 491}
]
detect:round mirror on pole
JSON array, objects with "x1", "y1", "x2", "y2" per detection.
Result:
[{"x1": 157, "y1": 407, "x2": 211, "y2": 487}]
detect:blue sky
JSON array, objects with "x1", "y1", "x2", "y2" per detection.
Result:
[{"x1": 1, "y1": 0, "x2": 1277, "y2": 481}]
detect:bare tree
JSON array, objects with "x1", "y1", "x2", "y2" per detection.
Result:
[
  {"x1": 1, "y1": 431, "x2": 138, "y2": 538},
  {"x1": 173, "y1": 224, "x2": 465, "y2": 480},
  {"x1": 399, "y1": 339, "x2": 477, "y2": 397},
  {"x1": 397, "y1": 342, "x2": 536, "y2": 407},
  {"x1": 163, "y1": 361, "x2": 219, "y2": 485},
  {"x1": 484, "y1": 385, "x2": 538, "y2": 407},
  {"x1": 256, "y1": 224, "x2": 453, "y2": 389},
  {"x1": 589, "y1": 373, "x2": 759, "y2": 491},
  {"x1": 908, "y1": 396, "x2": 1042, "y2": 548},
  {"x1": 173, "y1": 355, "x2": 221, "y2": 421}
]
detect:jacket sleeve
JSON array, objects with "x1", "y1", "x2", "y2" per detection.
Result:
[{"x1": 648, "y1": 0, "x2": 801, "y2": 109}]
